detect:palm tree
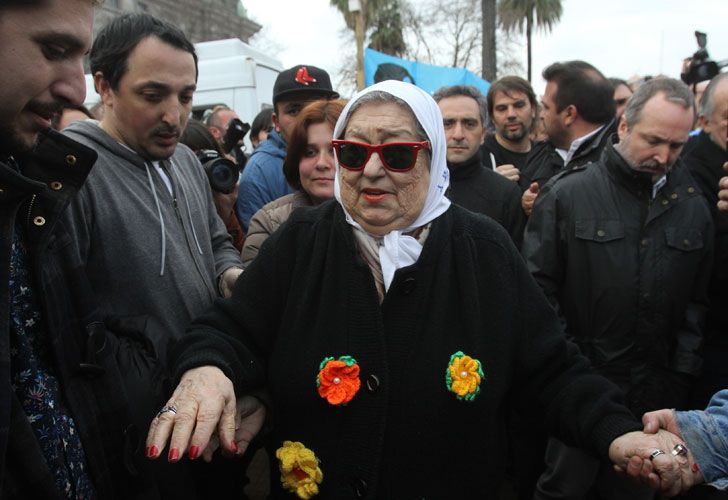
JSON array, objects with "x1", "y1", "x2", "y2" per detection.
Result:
[
  {"x1": 331, "y1": 0, "x2": 405, "y2": 89},
  {"x1": 482, "y1": 0, "x2": 497, "y2": 81},
  {"x1": 498, "y1": 0, "x2": 562, "y2": 82}
]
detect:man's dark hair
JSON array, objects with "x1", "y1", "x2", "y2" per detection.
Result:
[
  {"x1": 90, "y1": 13, "x2": 198, "y2": 91},
  {"x1": 542, "y1": 61, "x2": 615, "y2": 124},
  {"x1": 432, "y1": 85, "x2": 488, "y2": 126},
  {"x1": 485, "y1": 76, "x2": 537, "y2": 119},
  {"x1": 251, "y1": 107, "x2": 274, "y2": 140}
]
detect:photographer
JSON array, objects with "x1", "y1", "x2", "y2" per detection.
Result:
[
  {"x1": 205, "y1": 105, "x2": 250, "y2": 170},
  {"x1": 181, "y1": 120, "x2": 245, "y2": 251}
]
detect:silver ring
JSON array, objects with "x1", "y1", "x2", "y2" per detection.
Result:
[
  {"x1": 650, "y1": 449, "x2": 666, "y2": 460},
  {"x1": 672, "y1": 444, "x2": 688, "y2": 457},
  {"x1": 156, "y1": 405, "x2": 178, "y2": 418}
]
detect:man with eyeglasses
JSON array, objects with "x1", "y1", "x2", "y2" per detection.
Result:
[
  {"x1": 433, "y1": 85, "x2": 526, "y2": 247},
  {"x1": 235, "y1": 65, "x2": 339, "y2": 230}
]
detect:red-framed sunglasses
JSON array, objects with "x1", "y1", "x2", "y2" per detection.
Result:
[{"x1": 332, "y1": 139, "x2": 431, "y2": 172}]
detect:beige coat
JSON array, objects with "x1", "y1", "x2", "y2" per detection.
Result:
[{"x1": 241, "y1": 191, "x2": 313, "y2": 267}]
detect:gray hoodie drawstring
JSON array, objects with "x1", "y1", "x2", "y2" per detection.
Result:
[
  {"x1": 144, "y1": 162, "x2": 167, "y2": 276},
  {"x1": 170, "y1": 159, "x2": 204, "y2": 256}
]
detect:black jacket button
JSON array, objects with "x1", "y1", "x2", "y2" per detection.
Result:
[
  {"x1": 352, "y1": 477, "x2": 368, "y2": 498},
  {"x1": 366, "y1": 374, "x2": 380, "y2": 393},
  {"x1": 400, "y1": 276, "x2": 416, "y2": 295}
]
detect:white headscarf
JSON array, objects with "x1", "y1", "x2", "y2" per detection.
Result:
[{"x1": 333, "y1": 80, "x2": 451, "y2": 290}]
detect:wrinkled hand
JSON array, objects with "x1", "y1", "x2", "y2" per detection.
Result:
[
  {"x1": 219, "y1": 267, "x2": 243, "y2": 298},
  {"x1": 200, "y1": 395, "x2": 266, "y2": 462},
  {"x1": 642, "y1": 409, "x2": 682, "y2": 437},
  {"x1": 718, "y1": 162, "x2": 728, "y2": 212},
  {"x1": 521, "y1": 182, "x2": 540, "y2": 216},
  {"x1": 146, "y1": 366, "x2": 239, "y2": 462},
  {"x1": 610, "y1": 430, "x2": 698, "y2": 496},
  {"x1": 495, "y1": 164, "x2": 521, "y2": 182}
]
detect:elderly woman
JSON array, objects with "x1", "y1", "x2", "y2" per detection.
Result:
[
  {"x1": 146, "y1": 81, "x2": 686, "y2": 498},
  {"x1": 242, "y1": 99, "x2": 345, "y2": 267}
]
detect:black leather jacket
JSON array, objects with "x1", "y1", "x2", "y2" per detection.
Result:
[
  {"x1": 0, "y1": 130, "x2": 155, "y2": 499},
  {"x1": 521, "y1": 119, "x2": 617, "y2": 190},
  {"x1": 523, "y1": 142, "x2": 714, "y2": 414}
]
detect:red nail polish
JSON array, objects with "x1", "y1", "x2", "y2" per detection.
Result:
[
  {"x1": 230, "y1": 441, "x2": 239, "y2": 453},
  {"x1": 149, "y1": 445, "x2": 159, "y2": 458},
  {"x1": 189, "y1": 446, "x2": 200, "y2": 460},
  {"x1": 692, "y1": 463, "x2": 699, "y2": 473},
  {"x1": 169, "y1": 448, "x2": 180, "y2": 462}
]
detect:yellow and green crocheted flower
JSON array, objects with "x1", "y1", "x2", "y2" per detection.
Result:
[
  {"x1": 445, "y1": 351, "x2": 484, "y2": 401},
  {"x1": 276, "y1": 441, "x2": 324, "y2": 499},
  {"x1": 316, "y1": 355, "x2": 361, "y2": 406}
]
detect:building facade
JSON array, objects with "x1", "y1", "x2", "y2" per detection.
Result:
[{"x1": 95, "y1": 0, "x2": 261, "y2": 43}]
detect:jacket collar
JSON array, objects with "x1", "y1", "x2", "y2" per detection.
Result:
[
  {"x1": 566, "y1": 118, "x2": 616, "y2": 166},
  {"x1": 3, "y1": 129, "x2": 97, "y2": 245}
]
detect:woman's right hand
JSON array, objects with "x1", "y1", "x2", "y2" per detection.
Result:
[{"x1": 145, "y1": 365, "x2": 240, "y2": 462}]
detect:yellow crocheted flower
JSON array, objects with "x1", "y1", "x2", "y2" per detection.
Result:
[
  {"x1": 276, "y1": 441, "x2": 323, "y2": 499},
  {"x1": 445, "y1": 351, "x2": 484, "y2": 401}
]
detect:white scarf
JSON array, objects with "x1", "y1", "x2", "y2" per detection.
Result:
[{"x1": 333, "y1": 80, "x2": 451, "y2": 290}]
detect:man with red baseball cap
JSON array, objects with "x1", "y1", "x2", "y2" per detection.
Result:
[{"x1": 236, "y1": 65, "x2": 339, "y2": 230}]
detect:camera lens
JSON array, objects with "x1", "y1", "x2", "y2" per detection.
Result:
[{"x1": 210, "y1": 161, "x2": 235, "y2": 193}]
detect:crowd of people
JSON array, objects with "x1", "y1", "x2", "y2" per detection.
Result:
[{"x1": 2, "y1": 1, "x2": 728, "y2": 499}]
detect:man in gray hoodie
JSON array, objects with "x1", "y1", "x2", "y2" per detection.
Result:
[
  {"x1": 60, "y1": 12, "x2": 251, "y2": 498},
  {"x1": 62, "y1": 14, "x2": 243, "y2": 359}
]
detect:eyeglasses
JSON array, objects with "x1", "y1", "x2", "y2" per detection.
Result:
[{"x1": 332, "y1": 139, "x2": 430, "y2": 172}]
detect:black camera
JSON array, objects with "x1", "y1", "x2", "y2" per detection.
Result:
[
  {"x1": 681, "y1": 31, "x2": 720, "y2": 86},
  {"x1": 197, "y1": 149, "x2": 240, "y2": 194},
  {"x1": 222, "y1": 118, "x2": 251, "y2": 154}
]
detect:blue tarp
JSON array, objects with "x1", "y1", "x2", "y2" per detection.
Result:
[{"x1": 364, "y1": 48, "x2": 490, "y2": 95}]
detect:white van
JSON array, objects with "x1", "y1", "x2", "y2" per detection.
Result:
[{"x1": 84, "y1": 38, "x2": 283, "y2": 148}]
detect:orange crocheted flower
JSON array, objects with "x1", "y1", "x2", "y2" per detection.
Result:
[{"x1": 316, "y1": 355, "x2": 361, "y2": 405}]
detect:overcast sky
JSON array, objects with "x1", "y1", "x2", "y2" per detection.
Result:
[{"x1": 244, "y1": 0, "x2": 728, "y2": 96}]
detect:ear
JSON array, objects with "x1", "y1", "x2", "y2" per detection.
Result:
[
  {"x1": 617, "y1": 115, "x2": 629, "y2": 141},
  {"x1": 562, "y1": 104, "x2": 577, "y2": 127},
  {"x1": 272, "y1": 112, "x2": 282, "y2": 133},
  {"x1": 697, "y1": 114, "x2": 710, "y2": 132},
  {"x1": 94, "y1": 72, "x2": 114, "y2": 107},
  {"x1": 479, "y1": 126, "x2": 487, "y2": 146}
]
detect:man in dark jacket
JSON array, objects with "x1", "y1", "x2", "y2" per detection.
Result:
[
  {"x1": 524, "y1": 78, "x2": 714, "y2": 500},
  {"x1": 521, "y1": 60, "x2": 616, "y2": 216},
  {"x1": 433, "y1": 85, "x2": 526, "y2": 247},
  {"x1": 682, "y1": 73, "x2": 728, "y2": 408},
  {"x1": 0, "y1": 1, "x2": 156, "y2": 498},
  {"x1": 482, "y1": 76, "x2": 537, "y2": 188}
]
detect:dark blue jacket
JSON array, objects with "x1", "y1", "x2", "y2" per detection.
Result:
[{"x1": 235, "y1": 130, "x2": 292, "y2": 231}]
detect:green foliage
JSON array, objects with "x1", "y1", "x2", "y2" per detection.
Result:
[
  {"x1": 330, "y1": 0, "x2": 407, "y2": 56},
  {"x1": 498, "y1": 0, "x2": 562, "y2": 33}
]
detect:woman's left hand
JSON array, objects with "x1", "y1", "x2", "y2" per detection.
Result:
[{"x1": 145, "y1": 365, "x2": 243, "y2": 462}]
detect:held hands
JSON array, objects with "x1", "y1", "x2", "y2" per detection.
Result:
[
  {"x1": 610, "y1": 410, "x2": 705, "y2": 497},
  {"x1": 521, "y1": 182, "x2": 540, "y2": 216},
  {"x1": 495, "y1": 164, "x2": 521, "y2": 182},
  {"x1": 145, "y1": 366, "x2": 265, "y2": 462},
  {"x1": 219, "y1": 267, "x2": 244, "y2": 298}
]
